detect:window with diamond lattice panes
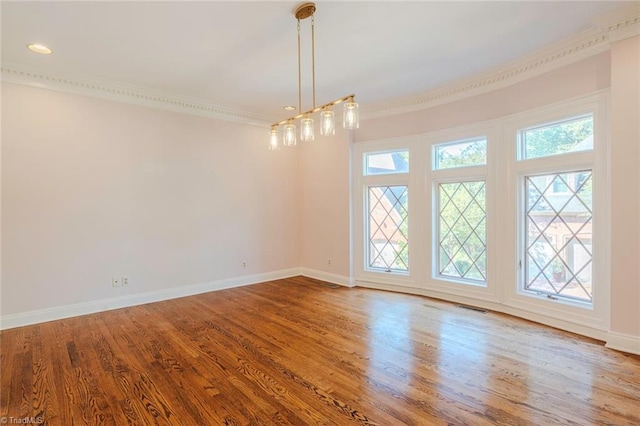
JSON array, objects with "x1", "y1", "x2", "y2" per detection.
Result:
[
  {"x1": 432, "y1": 137, "x2": 487, "y2": 285},
  {"x1": 367, "y1": 186, "x2": 409, "y2": 272},
  {"x1": 438, "y1": 181, "x2": 487, "y2": 283},
  {"x1": 524, "y1": 171, "x2": 593, "y2": 302}
]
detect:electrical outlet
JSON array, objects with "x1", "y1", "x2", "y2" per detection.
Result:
[
  {"x1": 112, "y1": 277, "x2": 121, "y2": 287},
  {"x1": 327, "y1": 258, "x2": 332, "y2": 266},
  {"x1": 242, "y1": 261, "x2": 247, "y2": 269},
  {"x1": 122, "y1": 276, "x2": 129, "y2": 286}
]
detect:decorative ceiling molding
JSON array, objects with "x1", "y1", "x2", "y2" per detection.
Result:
[
  {"x1": 596, "y1": 3, "x2": 640, "y2": 42},
  {"x1": 1, "y1": 66, "x2": 275, "y2": 127},
  {"x1": 2, "y1": 6, "x2": 637, "y2": 125},
  {"x1": 361, "y1": 7, "x2": 638, "y2": 120}
]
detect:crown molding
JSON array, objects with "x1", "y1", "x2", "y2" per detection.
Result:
[
  {"x1": 595, "y1": 3, "x2": 640, "y2": 43},
  {"x1": 1, "y1": 65, "x2": 274, "y2": 127},
  {"x1": 2, "y1": 7, "x2": 636, "y2": 125},
  {"x1": 361, "y1": 8, "x2": 638, "y2": 120}
]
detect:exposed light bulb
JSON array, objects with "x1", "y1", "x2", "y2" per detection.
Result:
[
  {"x1": 268, "y1": 127, "x2": 280, "y2": 150},
  {"x1": 283, "y1": 122, "x2": 297, "y2": 146},
  {"x1": 320, "y1": 110, "x2": 335, "y2": 136},
  {"x1": 301, "y1": 116, "x2": 315, "y2": 142},
  {"x1": 343, "y1": 100, "x2": 359, "y2": 130}
]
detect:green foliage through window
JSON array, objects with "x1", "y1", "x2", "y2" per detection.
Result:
[
  {"x1": 435, "y1": 138, "x2": 486, "y2": 170},
  {"x1": 521, "y1": 115, "x2": 593, "y2": 160},
  {"x1": 438, "y1": 181, "x2": 487, "y2": 283}
]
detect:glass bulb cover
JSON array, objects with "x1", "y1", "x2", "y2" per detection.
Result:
[
  {"x1": 343, "y1": 101, "x2": 359, "y2": 130},
  {"x1": 284, "y1": 123, "x2": 297, "y2": 146},
  {"x1": 320, "y1": 110, "x2": 335, "y2": 136},
  {"x1": 301, "y1": 117, "x2": 314, "y2": 142},
  {"x1": 268, "y1": 128, "x2": 280, "y2": 150}
]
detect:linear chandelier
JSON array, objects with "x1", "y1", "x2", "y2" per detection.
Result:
[{"x1": 269, "y1": 2, "x2": 359, "y2": 150}]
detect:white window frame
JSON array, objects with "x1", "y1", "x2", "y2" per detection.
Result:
[
  {"x1": 501, "y1": 92, "x2": 610, "y2": 331},
  {"x1": 425, "y1": 123, "x2": 499, "y2": 302},
  {"x1": 353, "y1": 138, "x2": 423, "y2": 288}
]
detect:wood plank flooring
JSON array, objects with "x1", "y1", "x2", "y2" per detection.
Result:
[{"x1": 1, "y1": 276, "x2": 639, "y2": 425}]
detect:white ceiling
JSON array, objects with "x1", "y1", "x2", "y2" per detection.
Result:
[{"x1": 1, "y1": 1, "x2": 633, "y2": 121}]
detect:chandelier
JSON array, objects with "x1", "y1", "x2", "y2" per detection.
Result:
[{"x1": 269, "y1": 2, "x2": 359, "y2": 150}]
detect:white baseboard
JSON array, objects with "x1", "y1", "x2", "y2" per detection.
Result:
[
  {"x1": 0, "y1": 268, "x2": 301, "y2": 330},
  {"x1": 299, "y1": 268, "x2": 354, "y2": 287},
  {"x1": 606, "y1": 331, "x2": 640, "y2": 355}
]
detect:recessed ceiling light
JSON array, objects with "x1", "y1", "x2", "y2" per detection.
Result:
[
  {"x1": 283, "y1": 106, "x2": 296, "y2": 111},
  {"x1": 27, "y1": 44, "x2": 52, "y2": 55}
]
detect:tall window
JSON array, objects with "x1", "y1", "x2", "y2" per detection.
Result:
[
  {"x1": 433, "y1": 138, "x2": 487, "y2": 285},
  {"x1": 367, "y1": 185, "x2": 409, "y2": 271},
  {"x1": 518, "y1": 114, "x2": 594, "y2": 304},
  {"x1": 364, "y1": 150, "x2": 410, "y2": 273}
]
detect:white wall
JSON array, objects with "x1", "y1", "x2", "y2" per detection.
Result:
[
  {"x1": 609, "y1": 36, "x2": 640, "y2": 340},
  {"x1": 1, "y1": 83, "x2": 299, "y2": 317},
  {"x1": 298, "y1": 127, "x2": 352, "y2": 284}
]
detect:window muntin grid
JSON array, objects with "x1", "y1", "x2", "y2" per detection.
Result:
[
  {"x1": 367, "y1": 185, "x2": 409, "y2": 272},
  {"x1": 437, "y1": 181, "x2": 487, "y2": 284},
  {"x1": 524, "y1": 171, "x2": 593, "y2": 302}
]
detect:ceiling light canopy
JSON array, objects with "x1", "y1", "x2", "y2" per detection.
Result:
[
  {"x1": 269, "y1": 2, "x2": 358, "y2": 150},
  {"x1": 27, "y1": 43, "x2": 52, "y2": 55}
]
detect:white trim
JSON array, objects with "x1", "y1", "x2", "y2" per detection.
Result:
[
  {"x1": 605, "y1": 331, "x2": 640, "y2": 355},
  {"x1": 299, "y1": 268, "x2": 354, "y2": 287},
  {"x1": 356, "y1": 280, "x2": 608, "y2": 343},
  {"x1": 595, "y1": 4, "x2": 640, "y2": 43},
  {"x1": 503, "y1": 91, "x2": 610, "y2": 332},
  {"x1": 0, "y1": 268, "x2": 301, "y2": 330},
  {"x1": 0, "y1": 66, "x2": 274, "y2": 127}
]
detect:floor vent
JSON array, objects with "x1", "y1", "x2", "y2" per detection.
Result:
[
  {"x1": 322, "y1": 283, "x2": 342, "y2": 289},
  {"x1": 456, "y1": 304, "x2": 487, "y2": 313}
]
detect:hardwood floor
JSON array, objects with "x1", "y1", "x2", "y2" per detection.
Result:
[{"x1": 1, "y1": 276, "x2": 639, "y2": 425}]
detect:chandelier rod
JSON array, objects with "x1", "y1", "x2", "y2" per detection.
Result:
[
  {"x1": 311, "y1": 14, "x2": 316, "y2": 109},
  {"x1": 271, "y1": 94, "x2": 355, "y2": 128},
  {"x1": 297, "y1": 18, "x2": 302, "y2": 114}
]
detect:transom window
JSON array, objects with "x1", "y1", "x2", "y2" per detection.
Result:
[
  {"x1": 434, "y1": 137, "x2": 487, "y2": 170},
  {"x1": 365, "y1": 150, "x2": 409, "y2": 175},
  {"x1": 519, "y1": 114, "x2": 593, "y2": 160}
]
